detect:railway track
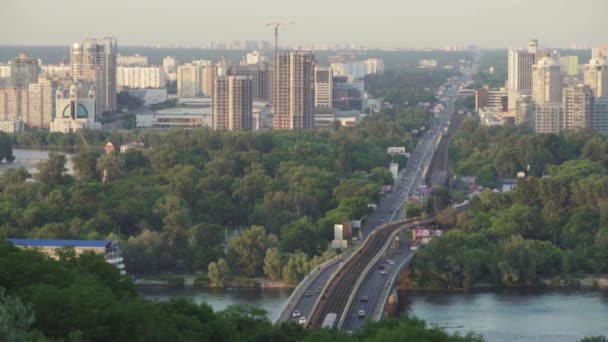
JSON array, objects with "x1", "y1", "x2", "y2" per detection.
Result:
[{"x1": 308, "y1": 218, "x2": 432, "y2": 328}]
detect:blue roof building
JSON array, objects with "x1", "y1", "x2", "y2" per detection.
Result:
[{"x1": 6, "y1": 238, "x2": 126, "y2": 275}]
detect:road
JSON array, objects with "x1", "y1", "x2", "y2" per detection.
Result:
[
  {"x1": 286, "y1": 260, "x2": 342, "y2": 325},
  {"x1": 341, "y1": 66, "x2": 476, "y2": 331},
  {"x1": 342, "y1": 238, "x2": 412, "y2": 332}
]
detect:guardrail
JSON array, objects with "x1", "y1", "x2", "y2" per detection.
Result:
[
  {"x1": 337, "y1": 224, "x2": 401, "y2": 329},
  {"x1": 373, "y1": 251, "x2": 415, "y2": 320},
  {"x1": 275, "y1": 253, "x2": 348, "y2": 323},
  {"x1": 305, "y1": 228, "x2": 378, "y2": 327}
]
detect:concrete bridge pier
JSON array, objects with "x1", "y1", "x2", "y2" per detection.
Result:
[{"x1": 383, "y1": 288, "x2": 400, "y2": 317}]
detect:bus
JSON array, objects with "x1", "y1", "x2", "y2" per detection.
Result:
[{"x1": 321, "y1": 313, "x2": 338, "y2": 329}]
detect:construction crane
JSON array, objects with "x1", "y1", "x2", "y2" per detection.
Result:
[{"x1": 266, "y1": 21, "x2": 294, "y2": 55}]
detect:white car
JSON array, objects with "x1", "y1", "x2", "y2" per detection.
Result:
[
  {"x1": 358, "y1": 310, "x2": 366, "y2": 318},
  {"x1": 292, "y1": 310, "x2": 301, "y2": 318},
  {"x1": 299, "y1": 316, "x2": 307, "y2": 325},
  {"x1": 380, "y1": 269, "x2": 386, "y2": 275}
]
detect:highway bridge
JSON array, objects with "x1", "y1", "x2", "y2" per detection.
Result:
[{"x1": 276, "y1": 63, "x2": 476, "y2": 330}]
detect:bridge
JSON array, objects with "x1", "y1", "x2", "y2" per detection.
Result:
[{"x1": 276, "y1": 67, "x2": 475, "y2": 330}]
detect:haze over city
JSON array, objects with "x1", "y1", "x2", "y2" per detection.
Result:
[{"x1": 2, "y1": 0, "x2": 607, "y2": 48}]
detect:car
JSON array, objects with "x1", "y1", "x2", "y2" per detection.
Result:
[
  {"x1": 292, "y1": 310, "x2": 301, "y2": 318},
  {"x1": 378, "y1": 264, "x2": 385, "y2": 270},
  {"x1": 411, "y1": 246, "x2": 418, "y2": 251},
  {"x1": 387, "y1": 259, "x2": 395, "y2": 265},
  {"x1": 316, "y1": 287, "x2": 322, "y2": 294},
  {"x1": 304, "y1": 291, "x2": 312, "y2": 297},
  {"x1": 360, "y1": 295, "x2": 368, "y2": 302},
  {"x1": 380, "y1": 270, "x2": 386, "y2": 275},
  {"x1": 358, "y1": 310, "x2": 366, "y2": 318},
  {"x1": 397, "y1": 250, "x2": 403, "y2": 255},
  {"x1": 299, "y1": 316, "x2": 307, "y2": 325}
]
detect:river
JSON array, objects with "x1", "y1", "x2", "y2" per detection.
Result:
[
  {"x1": 0, "y1": 148, "x2": 75, "y2": 175},
  {"x1": 141, "y1": 287, "x2": 608, "y2": 341},
  {"x1": 398, "y1": 290, "x2": 608, "y2": 341},
  {"x1": 139, "y1": 286, "x2": 293, "y2": 322}
]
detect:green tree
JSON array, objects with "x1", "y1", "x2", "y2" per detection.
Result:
[
  {"x1": 0, "y1": 132, "x2": 14, "y2": 162},
  {"x1": 96, "y1": 152, "x2": 124, "y2": 183},
  {"x1": 281, "y1": 252, "x2": 312, "y2": 284},
  {"x1": 208, "y1": 258, "x2": 230, "y2": 288},
  {"x1": 263, "y1": 248, "x2": 283, "y2": 281},
  {"x1": 35, "y1": 152, "x2": 67, "y2": 185},
  {"x1": 229, "y1": 226, "x2": 277, "y2": 277},
  {"x1": 73, "y1": 149, "x2": 101, "y2": 182}
]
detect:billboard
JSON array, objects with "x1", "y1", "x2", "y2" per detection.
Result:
[
  {"x1": 387, "y1": 147, "x2": 406, "y2": 155},
  {"x1": 413, "y1": 229, "x2": 443, "y2": 239}
]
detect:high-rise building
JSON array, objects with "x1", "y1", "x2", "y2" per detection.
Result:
[
  {"x1": 314, "y1": 67, "x2": 333, "y2": 108},
  {"x1": 532, "y1": 55, "x2": 562, "y2": 104},
  {"x1": 272, "y1": 51, "x2": 314, "y2": 130},
  {"x1": 0, "y1": 87, "x2": 28, "y2": 121},
  {"x1": 203, "y1": 64, "x2": 217, "y2": 98},
  {"x1": 366, "y1": 58, "x2": 385, "y2": 74},
  {"x1": 177, "y1": 63, "x2": 203, "y2": 98},
  {"x1": 162, "y1": 56, "x2": 177, "y2": 83},
  {"x1": 563, "y1": 84, "x2": 593, "y2": 130},
  {"x1": 117, "y1": 54, "x2": 148, "y2": 67},
  {"x1": 70, "y1": 37, "x2": 117, "y2": 117},
  {"x1": 559, "y1": 56, "x2": 580, "y2": 77},
  {"x1": 10, "y1": 53, "x2": 40, "y2": 88},
  {"x1": 229, "y1": 62, "x2": 271, "y2": 101},
  {"x1": 212, "y1": 76, "x2": 252, "y2": 131},
  {"x1": 242, "y1": 50, "x2": 266, "y2": 66},
  {"x1": 508, "y1": 40, "x2": 539, "y2": 110},
  {"x1": 508, "y1": 49, "x2": 535, "y2": 93},
  {"x1": 515, "y1": 95, "x2": 534, "y2": 126},
  {"x1": 533, "y1": 103, "x2": 564, "y2": 133},
  {"x1": 332, "y1": 76, "x2": 364, "y2": 111},
  {"x1": 27, "y1": 76, "x2": 54, "y2": 128},
  {"x1": 117, "y1": 67, "x2": 165, "y2": 89},
  {"x1": 584, "y1": 57, "x2": 608, "y2": 99},
  {"x1": 592, "y1": 98, "x2": 608, "y2": 134}
]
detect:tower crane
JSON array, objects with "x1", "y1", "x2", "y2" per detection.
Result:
[{"x1": 266, "y1": 21, "x2": 294, "y2": 55}]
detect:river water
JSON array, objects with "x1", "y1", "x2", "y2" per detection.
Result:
[
  {"x1": 140, "y1": 286, "x2": 293, "y2": 322},
  {"x1": 0, "y1": 148, "x2": 74, "y2": 175},
  {"x1": 141, "y1": 287, "x2": 608, "y2": 341},
  {"x1": 398, "y1": 290, "x2": 608, "y2": 342}
]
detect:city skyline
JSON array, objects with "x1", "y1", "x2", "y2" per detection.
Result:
[{"x1": 2, "y1": 0, "x2": 607, "y2": 49}]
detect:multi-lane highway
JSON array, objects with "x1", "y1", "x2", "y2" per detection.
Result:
[
  {"x1": 279, "y1": 60, "x2": 477, "y2": 328},
  {"x1": 285, "y1": 260, "x2": 342, "y2": 325},
  {"x1": 341, "y1": 67, "x2": 475, "y2": 331}
]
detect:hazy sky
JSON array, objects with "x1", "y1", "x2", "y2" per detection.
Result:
[{"x1": 2, "y1": 0, "x2": 607, "y2": 48}]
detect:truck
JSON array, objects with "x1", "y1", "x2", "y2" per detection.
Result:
[{"x1": 322, "y1": 313, "x2": 338, "y2": 329}]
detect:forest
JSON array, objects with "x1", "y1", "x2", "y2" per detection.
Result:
[
  {"x1": 0, "y1": 242, "x2": 490, "y2": 341},
  {"x1": 405, "y1": 120, "x2": 608, "y2": 290},
  {"x1": 0, "y1": 104, "x2": 431, "y2": 285}
]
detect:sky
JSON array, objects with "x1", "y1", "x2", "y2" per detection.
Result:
[{"x1": 2, "y1": 0, "x2": 607, "y2": 48}]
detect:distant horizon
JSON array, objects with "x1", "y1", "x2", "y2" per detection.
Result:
[{"x1": 2, "y1": 0, "x2": 606, "y2": 49}]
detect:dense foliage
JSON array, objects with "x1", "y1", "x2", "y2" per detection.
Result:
[
  {"x1": 0, "y1": 243, "x2": 486, "y2": 341},
  {"x1": 1, "y1": 105, "x2": 433, "y2": 283},
  {"x1": 406, "y1": 121, "x2": 608, "y2": 290}
]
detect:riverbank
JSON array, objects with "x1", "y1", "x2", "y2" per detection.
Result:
[
  {"x1": 397, "y1": 271, "x2": 608, "y2": 292},
  {"x1": 135, "y1": 274, "x2": 293, "y2": 289}
]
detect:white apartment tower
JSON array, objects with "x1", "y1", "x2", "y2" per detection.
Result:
[
  {"x1": 532, "y1": 54, "x2": 562, "y2": 104},
  {"x1": 177, "y1": 63, "x2": 203, "y2": 98},
  {"x1": 507, "y1": 40, "x2": 539, "y2": 110},
  {"x1": 273, "y1": 51, "x2": 315, "y2": 130},
  {"x1": 584, "y1": 57, "x2": 608, "y2": 99},
  {"x1": 314, "y1": 67, "x2": 333, "y2": 108},
  {"x1": 212, "y1": 76, "x2": 252, "y2": 131}
]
